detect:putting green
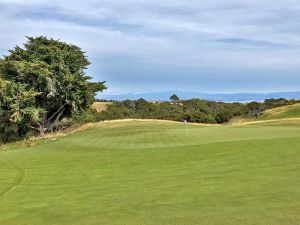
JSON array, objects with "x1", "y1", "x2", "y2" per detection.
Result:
[{"x1": 1, "y1": 121, "x2": 300, "y2": 225}]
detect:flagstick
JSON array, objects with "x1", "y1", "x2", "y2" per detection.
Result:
[{"x1": 184, "y1": 120, "x2": 189, "y2": 137}]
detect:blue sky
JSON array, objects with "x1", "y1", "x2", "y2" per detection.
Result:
[{"x1": 0, "y1": 0, "x2": 300, "y2": 95}]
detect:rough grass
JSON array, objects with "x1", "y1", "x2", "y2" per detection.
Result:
[
  {"x1": 0, "y1": 121, "x2": 300, "y2": 225},
  {"x1": 231, "y1": 103, "x2": 300, "y2": 126},
  {"x1": 261, "y1": 103, "x2": 300, "y2": 120}
]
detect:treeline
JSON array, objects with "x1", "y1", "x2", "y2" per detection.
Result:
[{"x1": 95, "y1": 97, "x2": 299, "y2": 124}]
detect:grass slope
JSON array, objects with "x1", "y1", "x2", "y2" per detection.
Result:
[
  {"x1": 261, "y1": 103, "x2": 300, "y2": 120},
  {"x1": 0, "y1": 121, "x2": 300, "y2": 225}
]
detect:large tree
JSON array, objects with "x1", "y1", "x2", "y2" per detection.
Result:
[{"x1": 0, "y1": 36, "x2": 106, "y2": 137}]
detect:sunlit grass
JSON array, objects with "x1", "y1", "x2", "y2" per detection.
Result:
[{"x1": 0, "y1": 121, "x2": 299, "y2": 225}]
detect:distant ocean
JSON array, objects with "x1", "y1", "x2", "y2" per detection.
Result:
[{"x1": 98, "y1": 91, "x2": 300, "y2": 102}]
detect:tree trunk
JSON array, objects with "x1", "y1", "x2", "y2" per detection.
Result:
[
  {"x1": 39, "y1": 125, "x2": 45, "y2": 137},
  {"x1": 48, "y1": 108, "x2": 65, "y2": 132}
]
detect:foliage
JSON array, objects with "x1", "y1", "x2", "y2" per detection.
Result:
[
  {"x1": 215, "y1": 110, "x2": 233, "y2": 123},
  {"x1": 246, "y1": 101, "x2": 265, "y2": 118},
  {"x1": 0, "y1": 78, "x2": 44, "y2": 142},
  {"x1": 169, "y1": 94, "x2": 180, "y2": 102},
  {"x1": 0, "y1": 36, "x2": 106, "y2": 142},
  {"x1": 97, "y1": 98, "x2": 245, "y2": 123},
  {"x1": 97, "y1": 98, "x2": 299, "y2": 124},
  {"x1": 264, "y1": 98, "x2": 299, "y2": 109}
]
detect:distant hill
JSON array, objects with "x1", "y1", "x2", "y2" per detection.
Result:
[{"x1": 98, "y1": 91, "x2": 300, "y2": 102}]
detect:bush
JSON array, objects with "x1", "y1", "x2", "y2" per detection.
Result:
[{"x1": 95, "y1": 98, "x2": 298, "y2": 124}]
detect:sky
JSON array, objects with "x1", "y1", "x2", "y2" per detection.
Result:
[{"x1": 0, "y1": 0, "x2": 300, "y2": 95}]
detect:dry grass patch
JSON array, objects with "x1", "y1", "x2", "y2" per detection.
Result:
[{"x1": 91, "y1": 102, "x2": 112, "y2": 112}]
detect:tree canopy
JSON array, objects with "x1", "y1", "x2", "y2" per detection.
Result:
[
  {"x1": 170, "y1": 94, "x2": 180, "y2": 102},
  {"x1": 0, "y1": 36, "x2": 106, "y2": 142}
]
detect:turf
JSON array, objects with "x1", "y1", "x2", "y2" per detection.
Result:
[{"x1": 0, "y1": 121, "x2": 300, "y2": 225}]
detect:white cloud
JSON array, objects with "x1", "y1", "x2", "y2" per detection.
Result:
[{"x1": 1, "y1": 0, "x2": 300, "y2": 92}]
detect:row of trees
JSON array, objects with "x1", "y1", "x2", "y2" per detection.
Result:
[
  {"x1": 96, "y1": 97, "x2": 299, "y2": 124},
  {"x1": 0, "y1": 37, "x2": 106, "y2": 143}
]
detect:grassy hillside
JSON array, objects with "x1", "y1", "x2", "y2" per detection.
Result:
[
  {"x1": 0, "y1": 121, "x2": 300, "y2": 225},
  {"x1": 261, "y1": 103, "x2": 300, "y2": 120}
]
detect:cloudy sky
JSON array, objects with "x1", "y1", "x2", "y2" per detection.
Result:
[{"x1": 1, "y1": 0, "x2": 300, "y2": 95}]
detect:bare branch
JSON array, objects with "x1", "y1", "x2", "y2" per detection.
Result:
[{"x1": 47, "y1": 102, "x2": 67, "y2": 123}]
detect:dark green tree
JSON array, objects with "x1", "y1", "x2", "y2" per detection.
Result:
[
  {"x1": 0, "y1": 78, "x2": 43, "y2": 142},
  {"x1": 0, "y1": 36, "x2": 106, "y2": 137},
  {"x1": 170, "y1": 94, "x2": 180, "y2": 102},
  {"x1": 135, "y1": 98, "x2": 150, "y2": 111},
  {"x1": 215, "y1": 110, "x2": 233, "y2": 123}
]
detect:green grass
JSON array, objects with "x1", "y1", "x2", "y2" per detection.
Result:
[
  {"x1": 1, "y1": 121, "x2": 300, "y2": 225},
  {"x1": 261, "y1": 104, "x2": 300, "y2": 120}
]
